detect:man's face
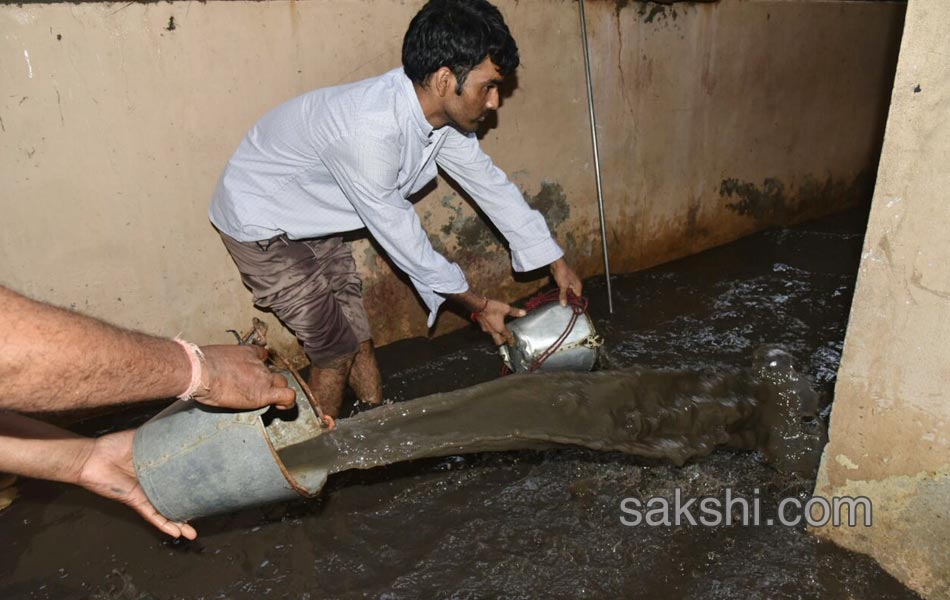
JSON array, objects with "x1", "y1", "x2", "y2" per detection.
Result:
[{"x1": 444, "y1": 57, "x2": 504, "y2": 134}]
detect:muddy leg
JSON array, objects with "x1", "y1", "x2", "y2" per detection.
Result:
[
  {"x1": 308, "y1": 354, "x2": 355, "y2": 419},
  {"x1": 348, "y1": 340, "x2": 383, "y2": 405}
]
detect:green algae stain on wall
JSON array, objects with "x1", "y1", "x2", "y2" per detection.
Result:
[
  {"x1": 453, "y1": 215, "x2": 498, "y2": 253},
  {"x1": 432, "y1": 181, "x2": 572, "y2": 259},
  {"x1": 525, "y1": 181, "x2": 571, "y2": 231},
  {"x1": 438, "y1": 194, "x2": 498, "y2": 255},
  {"x1": 720, "y1": 177, "x2": 790, "y2": 223},
  {"x1": 360, "y1": 243, "x2": 378, "y2": 272},
  {"x1": 720, "y1": 171, "x2": 874, "y2": 226}
]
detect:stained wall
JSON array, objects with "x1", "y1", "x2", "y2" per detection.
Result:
[{"x1": 0, "y1": 0, "x2": 904, "y2": 358}]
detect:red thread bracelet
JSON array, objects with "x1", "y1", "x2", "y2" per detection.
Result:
[{"x1": 470, "y1": 297, "x2": 489, "y2": 322}]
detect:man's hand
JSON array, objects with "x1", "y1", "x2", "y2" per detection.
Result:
[
  {"x1": 475, "y1": 299, "x2": 526, "y2": 346},
  {"x1": 194, "y1": 345, "x2": 296, "y2": 410},
  {"x1": 77, "y1": 429, "x2": 198, "y2": 540},
  {"x1": 550, "y1": 258, "x2": 583, "y2": 306}
]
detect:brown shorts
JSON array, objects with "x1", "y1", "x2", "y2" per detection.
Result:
[{"x1": 218, "y1": 231, "x2": 372, "y2": 368}]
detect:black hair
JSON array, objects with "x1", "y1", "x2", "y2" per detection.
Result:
[{"x1": 402, "y1": 0, "x2": 520, "y2": 95}]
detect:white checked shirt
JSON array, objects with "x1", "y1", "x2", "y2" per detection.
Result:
[{"x1": 209, "y1": 68, "x2": 563, "y2": 325}]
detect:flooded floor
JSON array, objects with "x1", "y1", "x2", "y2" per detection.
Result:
[{"x1": 0, "y1": 208, "x2": 920, "y2": 599}]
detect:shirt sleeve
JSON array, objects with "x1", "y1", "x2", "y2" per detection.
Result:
[
  {"x1": 321, "y1": 134, "x2": 469, "y2": 327},
  {"x1": 435, "y1": 130, "x2": 564, "y2": 272}
]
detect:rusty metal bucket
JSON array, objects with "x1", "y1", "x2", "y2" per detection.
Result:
[{"x1": 133, "y1": 325, "x2": 333, "y2": 522}]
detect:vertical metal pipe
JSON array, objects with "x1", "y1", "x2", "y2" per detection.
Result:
[{"x1": 578, "y1": 0, "x2": 614, "y2": 313}]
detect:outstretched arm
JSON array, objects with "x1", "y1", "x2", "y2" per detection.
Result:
[
  {"x1": 0, "y1": 412, "x2": 197, "y2": 539},
  {"x1": 435, "y1": 131, "x2": 584, "y2": 304},
  {"x1": 0, "y1": 285, "x2": 295, "y2": 412}
]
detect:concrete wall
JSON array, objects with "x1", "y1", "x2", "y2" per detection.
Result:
[
  {"x1": 812, "y1": 1, "x2": 950, "y2": 597},
  {"x1": 0, "y1": 0, "x2": 903, "y2": 359}
]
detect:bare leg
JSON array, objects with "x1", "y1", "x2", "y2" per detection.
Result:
[
  {"x1": 348, "y1": 340, "x2": 383, "y2": 405},
  {"x1": 308, "y1": 354, "x2": 355, "y2": 419}
]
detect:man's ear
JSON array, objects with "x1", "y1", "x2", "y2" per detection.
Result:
[{"x1": 434, "y1": 66, "x2": 455, "y2": 98}]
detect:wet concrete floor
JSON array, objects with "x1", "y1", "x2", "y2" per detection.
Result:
[{"x1": 0, "y1": 207, "x2": 921, "y2": 599}]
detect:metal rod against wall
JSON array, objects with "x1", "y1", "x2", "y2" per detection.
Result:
[{"x1": 578, "y1": 0, "x2": 614, "y2": 314}]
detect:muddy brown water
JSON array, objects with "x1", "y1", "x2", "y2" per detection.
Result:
[
  {"x1": 0, "y1": 208, "x2": 920, "y2": 599},
  {"x1": 286, "y1": 346, "x2": 825, "y2": 482}
]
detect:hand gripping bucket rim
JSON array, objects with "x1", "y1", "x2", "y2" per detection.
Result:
[{"x1": 499, "y1": 291, "x2": 603, "y2": 373}]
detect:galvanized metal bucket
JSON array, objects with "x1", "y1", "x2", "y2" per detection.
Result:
[
  {"x1": 132, "y1": 369, "x2": 330, "y2": 522},
  {"x1": 500, "y1": 301, "x2": 602, "y2": 373}
]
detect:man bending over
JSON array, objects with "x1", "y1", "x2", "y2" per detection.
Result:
[{"x1": 210, "y1": 0, "x2": 582, "y2": 418}]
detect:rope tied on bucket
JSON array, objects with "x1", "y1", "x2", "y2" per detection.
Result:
[
  {"x1": 525, "y1": 290, "x2": 589, "y2": 372},
  {"x1": 228, "y1": 319, "x2": 335, "y2": 431},
  {"x1": 502, "y1": 289, "x2": 590, "y2": 375}
]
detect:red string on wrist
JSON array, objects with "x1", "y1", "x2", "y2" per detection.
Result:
[{"x1": 470, "y1": 297, "x2": 489, "y2": 323}]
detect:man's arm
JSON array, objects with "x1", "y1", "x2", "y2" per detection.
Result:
[
  {"x1": 0, "y1": 285, "x2": 295, "y2": 412},
  {"x1": 320, "y1": 135, "x2": 527, "y2": 344},
  {"x1": 0, "y1": 412, "x2": 196, "y2": 539},
  {"x1": 446, "y1": 262, "x2": 582, "y2": 345},
  {"x1": 434, "y1": 130, "x2": 584, "y2": 302}
]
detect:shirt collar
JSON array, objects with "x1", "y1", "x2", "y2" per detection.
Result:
[{"x1": 395, "y1": 68, "x2": 434, "y2": 142}]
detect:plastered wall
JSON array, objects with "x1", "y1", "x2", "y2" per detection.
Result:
[
  {"x1": 0, "y1": 0, "x2": 904, "y2": 359},
  {"x1": 812, "y1": 1, "x2": 950, "y2": 596}
]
